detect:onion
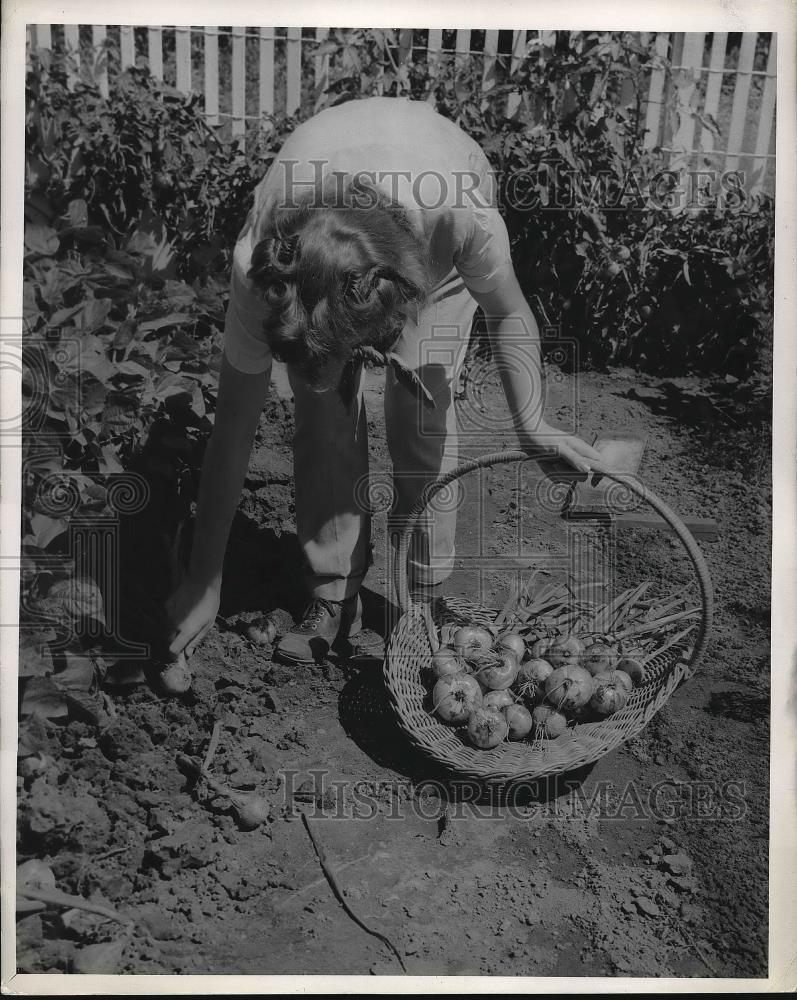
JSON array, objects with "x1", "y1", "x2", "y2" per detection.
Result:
[
  {"x1": 529, "y1": 637, "x2": 551, "y2": 659},
  {"x1": 467, "y1": 707, "x2": 508, "y2": 749},
  {"x1": 580, "y1": 639, "x2": 619, "y2": 676},
  {"x1": 494, "y1": 631, "x2": 526, "y2": 661},
  {"x1": 544, "y1": 664, "x2": 594, "y2": 712},
  {"x1": 596, "y1": 668, "x2": 633, "y2": 693},
  {"x1": 469, "y1": 649, "x2": 519, "y2": 691},
  {"x1": 515, "y1": 658, "x2": 553, "y2": 704},
  {"x1": 532, "y1": 704, "x2": 568, "y2": 739},
  {"x1": 504, "y1": 703, "x2": 533, "y2": 740},
  {"x1": 616, "y1": 655, "x2": 646, "y2": 684},
  {"x1": 430, "y1": 645, "x2": 465, "y2": 681},
  {"x1": 546, "y1": 634, "x2": 585, "y2": 669},
  {"x1": 159, "y1": 653, "x2": 192, "y2": 694},
  {"x1": 590, "y1": 674, "x2": 630, "y2": 716},
  {"x1": 483, "y1": 689, "x2": 515, "y2": 711},
  {"x1": 451, "y1": 625, "x2": 493, "y2": 657},
  {"x1": 432, "y1": 673, "x2": 482, "y2": 724}
]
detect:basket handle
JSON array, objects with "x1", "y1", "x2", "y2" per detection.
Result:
[{"x1": 393, "y1": 449, "x2": 713, "y2": 677}]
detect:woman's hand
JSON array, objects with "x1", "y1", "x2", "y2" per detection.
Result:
[
  {"x1": 165, "y1": 577, "x2": 221, "y2": 659},
  {"x1": 518, "y1": 421, "x2": 610, "y2": 486}
]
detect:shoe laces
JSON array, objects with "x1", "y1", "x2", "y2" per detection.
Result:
[{"x1": 296, "y1": 598, "x2": 338, "y2": 632}]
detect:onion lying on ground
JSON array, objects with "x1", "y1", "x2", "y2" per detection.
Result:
[{"x1": 159, "y1": 653, "x2": 192, "y2": 694}]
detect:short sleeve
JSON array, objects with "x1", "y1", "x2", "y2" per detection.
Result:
[
  {"x1": 454, "y1": 206, "x2": 514, "y2": 295},
  {"x1": 222, "y1": 226, "x2": 273, "y2": 376}
]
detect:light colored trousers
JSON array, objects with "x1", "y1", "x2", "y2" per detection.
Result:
[{"x1": 287, "y1": 270, "x2": 478, "y2": 601}]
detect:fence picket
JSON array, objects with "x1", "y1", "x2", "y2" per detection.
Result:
[
  {"x1": 259, "y1": 28, "x2": 275, "y2": 119},
  {"x1": 314, "y1": 27, "x2": 330, "y2": 111},
  {"x1": 701, "y1": 31, "x2": 727, "y2": 152},
  {"x1": 232, "y1": 26, "x2": 246, "y2": 142},
  {"x1": 63, "y1": 24, "x2": 80, "y2": 85},
  {"x1": 148, "y1": 26, "x2": 163, "y2": 80},
  {"x1": 175, "y1": 26, "x2": 191, "y2": 93},
  {"x1": 506, "y1": 30, "x2": 527, "y2": 117},
  {"x1": 644, "y1": 33, "x2": 670, "y2": 149},
  {"x1": 482, "y1": 28, "x2": 499, "y2": 101},
  {"x1": 670, "y1": 32, "x2": 705, "y2": 172},
  {"x1": 455, "y1": 29, "x2": 470, "y2": 64},
  {"x1": 35, "y1": 24, "x2": 52, "y2": 49},
  {"x1": 726, "y1": 33, "x2": 757, "y2": 171},
  {"x1": 120, "y1": 24, "x2": 135, "y2": 69},
  {"x1": 92, "y1": 25, "x2": 109, "y2": 98},
  {"x1": 204, "y1": 28, "x2": 219, "y2": 126},
  {"x1": 286, "y1": 27, "x2": 302, "y2": 116},
  {"x1": 751, "y1": 36, "x2": 776, "y2": 194}
]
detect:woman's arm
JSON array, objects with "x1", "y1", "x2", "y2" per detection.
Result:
[
  {"x1": 166, "y1": 355, "x2": 270, "y2": 657},
  {"x1": 471, "y1": 271, "x2": 608, "y2": 481}
]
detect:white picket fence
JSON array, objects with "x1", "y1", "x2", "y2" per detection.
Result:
[{"x1": 27, "y1": 26, "x2": 776, "y2": 193}]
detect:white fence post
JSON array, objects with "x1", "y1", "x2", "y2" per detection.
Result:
[
  {"x1": 204, "y1": 27, "x2": 219, "y2": 126},
  {"x1": 148, "y1": 26, "x2": 163, "y2": 80},
  {"x1": 644, "y1": 33, "x2": 671, "y2": 150},
  {"x1": 92, "y1": 25, "x2": 109, "y2": 98},
  {"x1": 259, "y1": 28, "x2": 275, "y2": 120},
  {"x1": 314, "y1": 27, "x2": 330, "y2": 112},
  {"x1": 701, "y1": 31, "x2": 727, "y2": 153},
  {"x1": 232, "y1": 26, "x2": 246, "y2": 144},
  {"x1": 670, "y1": 32, "x2": 705, "y2": 175},
  {"x1": 286, "y1": 27, "x2": 302, "y2": 117},
  {"x1": 175, "y1": 26, "x2": 192, "y2": 93},
  {"x1": 725, "y1": 32, "x2": 757, "y2": 172},
  {"x1": 751, "y1": 36, "x2": 776, "y2": 195},
  {"x1": 120, "y1": 25, "x2": 135, "y2": 69}
]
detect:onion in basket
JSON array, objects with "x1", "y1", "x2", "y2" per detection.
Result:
[
  {"x1": 545, "y1": 634, "x2": 585, "y2": 669},
  {"x1": 504, "y1": 703, "x2": 534, "y2": 740},
  {"x1": 432, "y1": 673, "x2": 482, "y2": 724},
  {"x1": 451, "y1": 625, "x2": 493, "y2": 657},
  {"x1": 467, "y1": 706, "x2": 509, "y2": 749},
  {"x1": 430, "y1": 645, "x2": 466, "y2": 681},
  {"x1": 544, "y1": 664, "x2": 594, "y2": 712},
  {"x1": 580, "y1": 639, "x2": 619, "y2": 676},
  {"x1": 483, "y1": 689, "x2": 515, "y2": 711},
  {"x1": 616, "y1": 654, "x2": 646, "y2": 684},
  {"x1": 469, "y1": 649, "x2": 519, "y2": 691},
  {"x1": 516, "y1": 657, "x2": 553, "y2": 704},
  {"x1": 494, "y1": 631, "x2": 525, "y2": 661},
  {"x1": 532, "y1": 704, "x2": 568, "y2": 739},
  {"x1": 590, "y1": 673, "x2": 631, "y2": 716}
]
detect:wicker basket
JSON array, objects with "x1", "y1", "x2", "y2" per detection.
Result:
[{"x1": 383, "y1": 450, "x2": 714, "y2": 789}]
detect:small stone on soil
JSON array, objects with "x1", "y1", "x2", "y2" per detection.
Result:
[{"x1": 635, "y1": 897, "x2": 661, "y2": 918}]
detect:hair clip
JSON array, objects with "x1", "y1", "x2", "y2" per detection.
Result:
[
  {"x1": 343, "y1": 270, "x2": 365, "y2": 303},
  {"x1": 275, "y1": 234, "x2": 298, "y2": 266}
]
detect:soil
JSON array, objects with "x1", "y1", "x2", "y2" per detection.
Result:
[{"x1": 15, "y1": 360, "x2": 771, "y2": 979}]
